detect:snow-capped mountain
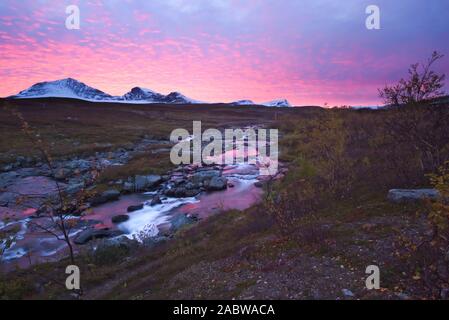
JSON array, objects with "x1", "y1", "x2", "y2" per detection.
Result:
[
  {"x1": 230, "y1": 99, "x2": 292, "y2": 107},
  {"x1": 8, "y1": 78, "x2": 290, "y2": 106},
  {"x1": 230, "y1": 100, "x2": 256, "y2": 106},
  {"x1": 9, "y1": 78, "x2": 200, "y2": 104},
  {"x1": 11, "y1": 78, "x2": 117, "y2": 101},
  {"x1": 261, "y1": 99, "x2": 291, "y2": 107},
  {"x1": 161, "y1": 92, "x2": 202, "y2": 104},
  {"x1": 122, "y1": 87, "x2": 165, "y2": 102}
]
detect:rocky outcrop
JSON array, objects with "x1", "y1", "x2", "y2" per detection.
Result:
[{"x1": 387, "y1": 189, "x2": 440, "y2": 203}]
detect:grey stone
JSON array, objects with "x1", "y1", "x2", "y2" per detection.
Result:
[
  {"x1": 190, "y1": 170, "x2": 220, "y2": 184},
  {"x1": 342, "y1": 289, "x2": 354, "y2": 297},
  {"x1": 205, "y1": 176, "x2": 228, "y2": 191},
  {"x1": 164, "y1": 187, "x2": 200, "y2": 198},
  {"x1": 135, "y1": 175, "x2": 162, "y2": 191},
  {"x1": 111, "y1": 214, "x2": 130, "y2": 224},
  {"x1": 150, "y1": 195, "x2": 162, "y2": 206},
  {"x1": 127, "y1": 204, "x2": 144, "y2": 212},
  {"x1": 387, "y1": 189, "x2": 440, "y2": 203},
  {"x1": 74, "y1": 228, "x2": 123, "y2": 245}
]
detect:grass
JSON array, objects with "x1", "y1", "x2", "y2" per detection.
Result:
[{"x1": 0, "y1": 98, "x2": 285, "y2": 165}]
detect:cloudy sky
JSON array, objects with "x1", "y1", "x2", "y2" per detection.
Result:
[{"x1": 0, "y1": 0, "x2": 448, "y2": 106}]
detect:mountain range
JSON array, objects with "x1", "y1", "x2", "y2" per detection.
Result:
[{"x1": 8, "y1": 78, "x2": 292, "y2": 107}]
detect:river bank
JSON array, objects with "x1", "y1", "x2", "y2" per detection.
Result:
[{"x1": 0, "y1": 130, "x2": 285, "y2": 268}]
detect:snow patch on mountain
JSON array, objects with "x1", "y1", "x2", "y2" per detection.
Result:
[
  {"x1": 261, "y1": 99, "x2": 292, "y2": 107},
  {"x1": 230, "y1": 100, "x2": 256, "y2": 106},
  {"x1": 230, "y1": 99, "x2": 292, "y2": 107},
  {"x1": 122, "y1": 87, "x2": 165, "y2": 102}
]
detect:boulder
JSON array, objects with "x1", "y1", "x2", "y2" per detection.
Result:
[
  {"x1": 127, "y1": 204, "x2": 144, "y2": 212},
  {"x1": 165, "y1": 187, "x2": 201, "y2": 198},
  {"x1": 134, "y1": 175, "x2": 162, "y2": 191},
  {"x1": 387, "y1": 189, "x2": 440, "y2": 203},
  {"x1": 91, "y1": 189, "x2": 120, "y2": 206},
  {"x1": 205, "y1": 176, "x2": 228, "y2": 191},
  {"x1": 111, "y1": 214, "x2": 130, "y2": 224},
  {"x1": 150, "y1": 195, "x2": 162, "y2": 206},
  {"x1": 74, "y1": 228, "x2": 123, "y2": 245},
  {"x1": 190, "y1": 170, "x2": 220, "y2": 184}
]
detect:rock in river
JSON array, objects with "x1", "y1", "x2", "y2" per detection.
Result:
[
  {"x1": 127, "y1": 204, "x2": 144, "y2": 212},
  {"x1": 74, "y1": 228, "x2": 123, "y2": 245},
  {"x1": 111, "y1": 214, "x2": 130, "y2": 224},
  {"x1": 190, "y1": 170, "x2": 220, "y2": 184},
  {"x1": 205, "y1": 176, "x2": 228, "y2": 191},
  {"x1": 150, "y1": 195, "x2": 162, "y2": 206}
]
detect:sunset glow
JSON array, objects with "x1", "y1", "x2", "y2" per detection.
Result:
[{"x1": 1, "y1": 0, "x2": 448, "y2": 106}]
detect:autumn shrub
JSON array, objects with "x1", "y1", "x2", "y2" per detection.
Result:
[
  {"x1": 266, "y1": 111, "x2": 355, "y2": 240},
  {"x1": 397, "y1": 162, "x2": 449, "y2": 298}
]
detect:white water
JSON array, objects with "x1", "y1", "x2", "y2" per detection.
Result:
[{"x1": 119, "y1": 197, "x2": 199, "y2": 240}]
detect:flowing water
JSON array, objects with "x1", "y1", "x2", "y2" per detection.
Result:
[
  {"x1": 1, "y1": 128, "x2": 279, "y2": 268},
  {"x1": 1, "y1": 162, "x2": 268, "y2": 268}
]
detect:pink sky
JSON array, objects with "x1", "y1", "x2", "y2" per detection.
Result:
[{"x1": 0, "y1": 0, "x2": 448, "y2": 106}]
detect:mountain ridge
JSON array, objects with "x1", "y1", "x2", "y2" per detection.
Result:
[{"x1": 8, "y1": 78, "x2": 292, "y2": 107}]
